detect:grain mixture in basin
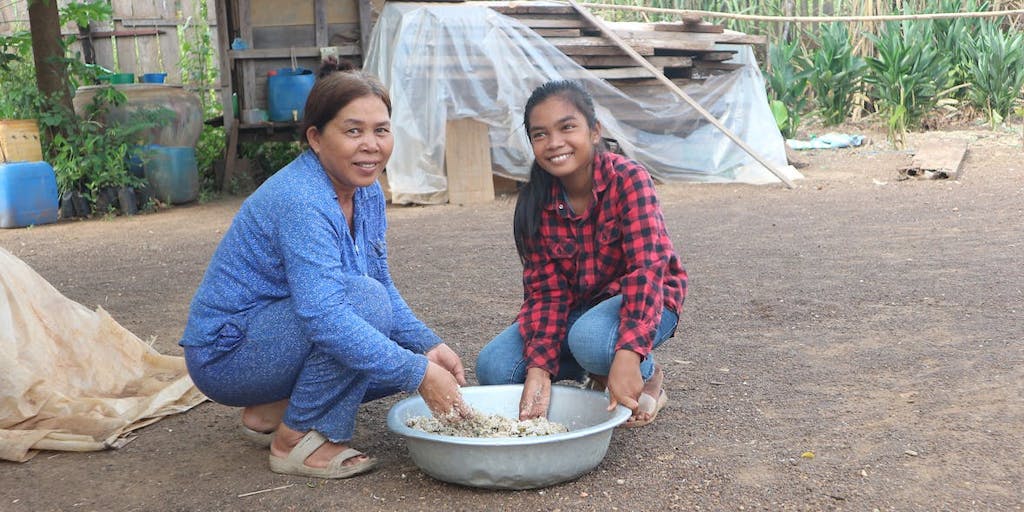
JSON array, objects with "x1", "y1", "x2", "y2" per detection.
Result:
[{"x1": 406, "y1": 412, "x2": 569, "y2": 438}]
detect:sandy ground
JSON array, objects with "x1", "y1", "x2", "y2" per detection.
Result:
[{"x1": 1, "y1": 126, "x2": 1022, "y2": 511}]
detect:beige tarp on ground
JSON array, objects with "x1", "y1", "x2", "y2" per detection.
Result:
[{"x1": 0, "y1": 246, "x2": 205, "y2": 462}]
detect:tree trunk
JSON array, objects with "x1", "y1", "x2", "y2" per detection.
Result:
[{"x1": 28, "y1": 0, "x2": 74, "y2": 139}]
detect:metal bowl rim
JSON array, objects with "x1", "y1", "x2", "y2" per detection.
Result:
[{"x1": 386, "y1": 384, "x2": 632, "y2": 446}]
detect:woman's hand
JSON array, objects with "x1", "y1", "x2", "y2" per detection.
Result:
[
  {"x1": 418, "y1": 361, "x2": 472, "y2": 421},
  {"x1": 605, "y1": 350, "x2": 644, "y2": 414},
  {"x1": 519, "y1": 367, "x2": 552, "y2": 420},
  {"x1": 426, "y1": 343, "x2": 467, "y2": 385}
]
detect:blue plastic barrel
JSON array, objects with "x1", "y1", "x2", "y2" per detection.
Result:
[
  {"x1": 267, "y1": 68, "x2": 315, "y2": 122},
  {"x1": 0, "y1": 161, "x2": 59, "y2": 228},
  {"x1": 144, "y1": 145, "x2": 199, "y2": 204}
]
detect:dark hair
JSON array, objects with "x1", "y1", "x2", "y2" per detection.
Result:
[
  {"x1": 300, "y1": 58, "x2": 392, "y2": 144},
  {"x1": 512, "y1": 80, "x2": 601, "y2": 262}
]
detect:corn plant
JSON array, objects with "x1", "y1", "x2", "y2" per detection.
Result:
[
  {"x1": 864, "y1": 20, "x2": 950, "y2": 147},
  {"x1": 764, "y1": 38, "x2": 811, "y2": 138},
  {"x1": 805, "y1": 22, "x2": 866, "y2": 126},
  {"x1": 965, "y1": 21, "x2": 1024, "y2": 127}
]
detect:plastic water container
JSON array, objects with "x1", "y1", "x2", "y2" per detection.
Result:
[
  {"x1": 144, "y1": 145, "x2": 199, "y2": 204},
  {"x1": 267, "y1": 68, "x2": 315, "y2": 122},
  {"x1": 0, "y1": 161, "x2": 59, "y2": 228}
]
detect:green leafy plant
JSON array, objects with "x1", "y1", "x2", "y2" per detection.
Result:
[
  {"x1": 864, "y1": 19, "x2": 950, "y2": 147},
  {"x1": 805, "y1": 22, "x2": 866, "y2": 126},
  {"x1": 0, "y1": 31, "x2": 40, "y2": 119},
  {"x1": 178, "y1": 0, "x2": 225, "y2": 196},
  {"x1": 965, "y1": 21, "x2": 1024, "y2": 128},
  {"x1": 764, "y1": 38, "x2": 811, "y2": 139},
  {"x1": 931, "y1": 0, "x2": 989, "y2": 99}
]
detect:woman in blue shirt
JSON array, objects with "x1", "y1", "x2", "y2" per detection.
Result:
[{"x1": 180, "y1": 60, "x2": 468, "y2": 479}]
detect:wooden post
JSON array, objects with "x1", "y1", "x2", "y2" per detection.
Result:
[
  {"x1": 358, "y1": 0, "x2": 374, "y2": 61},
  {"x1": 314, "y1": 0, "x2": 328, "y2": 48},
  {"x1": 445, "y1": 119, "x2": 495, "y2": 205},
  {"x1": 567, "y1": 0, "x2": 796, "y2": 189}
]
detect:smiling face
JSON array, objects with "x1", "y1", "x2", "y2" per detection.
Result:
[
  {"x1": 526, "y1": 95, "x2": 602, "y2": 183},
  {"x1": 307, "y1": 94, "x2": 393, "y2": 197}
]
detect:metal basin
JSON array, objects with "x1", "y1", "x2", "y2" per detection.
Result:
[{"x1": 387, "y1": 384, "x2": 631, "y2": 489}]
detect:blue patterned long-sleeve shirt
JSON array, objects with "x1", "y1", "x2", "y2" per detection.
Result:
[{"x1": 180, "y1": 150, "x2": 438, "y2": 392}]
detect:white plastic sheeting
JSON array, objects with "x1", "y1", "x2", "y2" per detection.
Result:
[{"x1": 365, "y1": 2, "x2": 801, "y2": 205}]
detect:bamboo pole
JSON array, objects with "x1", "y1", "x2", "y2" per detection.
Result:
[
  {"x1": 580, "y1": 2, "x2": 1024, "y2": 23},
  {"x1": 566, "y1": 0, "x2": 796, "y2": 189}
]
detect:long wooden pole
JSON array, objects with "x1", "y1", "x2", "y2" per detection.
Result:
[
  {"x1": 567, "y1": 0, "x2": 796, "y2": 188},
  {"x1": 579, "y1": 3, "x2": 1024, "y2": 23}
]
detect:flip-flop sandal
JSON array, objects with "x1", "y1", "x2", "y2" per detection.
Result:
[
  {"x1": 240, "y1": 425, "x2": 274, "y2": 448},
  {"x1": 623, "y1": 389, "x2": 668, "y2": 428},
  {"x1": 268, "y1": 431, "x2": 377, "y2": 479}
]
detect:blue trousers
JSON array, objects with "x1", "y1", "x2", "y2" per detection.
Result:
[
  {"x1": 184, "y1": 275, "x2": 402, "y2": 442},
  {"x1": 475, "y1": 295, "x2": 678, "y2": 385}
]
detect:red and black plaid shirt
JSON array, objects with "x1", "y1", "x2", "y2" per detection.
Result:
[{"x1": 517, "y1": 151, "x2": 688, "y2": 376}]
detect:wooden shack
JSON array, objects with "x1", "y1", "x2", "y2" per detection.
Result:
[
  {"x1": 215, "y1": 0, "x2": 771, "y2": 198},
  {"x1": 214, "y1": 0, "x2": 382, "y2": 189}
]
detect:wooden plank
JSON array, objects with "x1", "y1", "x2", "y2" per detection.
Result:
[
  {"x1": 533, "y1": 28, "x2": 582, "y2": 37},
  {"x1": 693, "y1": 51, "x2": 737, "y2": 62},
  {"x1": 512, "y1": 17, "x2": 589, "y2": 29},
  {"x1": 221, "y1": 121, "x2": 240, "y2": 193},
  {"x1": 315, "y1": 0, "x2": 329, "y2": 47},
  {"x1": 590, "y1": 67, "x2": 660, "y2": 80},
  {"x1": 215, "y1": 0, "x2": 235, "y2": 133},
  {"x1": 128, "y1": 0, "x2": 160, "y2": 18},
  {"x1": 572, "y1": 55, "x2": 692, "y2": 68},
  {"x1": 157, "y1": 27, "x2": 182, "y2": 82},
  {"x1": 445, "y1": 119, "x2": 495, "y2": 205},
  {"x1": 487, "y1": 4, "x2": 576, "y2": 15},
  {"x1": 549, "y1": 37, "x2": 653, "y2": 56},
  {"x1": 250, "y1": 0, "x2": 311, "y2": 26},
  {"x1": 654, "y1": 21, "x2": 724, "y2": 34},
  {"x1": 252, "y1": 24, "x2": 360, "y2": 48},
  {"x1": 240, "y1": 0, "x2": 256, "y2": 113},
  {"x1": 133, "y1": 33, "x2": 163, "y2": 75},
  {"x1": 898, "y1": 139, "x2": 968, "y2": 180},
  {"x1": 230, "y1": 45, "x2": 360, "y2": 60}
]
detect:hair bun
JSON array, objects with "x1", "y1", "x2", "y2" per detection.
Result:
[{"x1": 318, "y1": 56, "x2": 356, "y2": 78}]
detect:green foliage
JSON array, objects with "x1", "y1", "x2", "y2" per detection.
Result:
[
  {"x1": 931, "y1": 0, "x2": 990, "y2": 98},
  {"x1": 236, "y1": 141, "x2": 303, "y2": 193},
  {"x1": 763, "y1": 38, "x2": 811, "y2": 138},
  {"x1": 0, "y1": 31, "x2": 39, "y2": 119},
  {"x1": 965, "y1": 22, "x2": 1024, "y2": 128},
  {"x1": 864, "y1": 20, "x2": 950, "y2": 147},
  {"x1": 178, "y1": 0, "x2": 224, "y2": 197},
  {"x1": 43, "y1": 87, "x2": 173, "y2": 200},
  {"x1": 60, "y1": 1, "x2": 113, "y2": 32},
  {"x1": 805, "y1": 23, "x2": 866, "y2": 126}
]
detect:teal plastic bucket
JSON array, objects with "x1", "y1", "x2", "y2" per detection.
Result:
[
  {"x1": 267, "y1": 68, "x2": 315, "y2": 122},
  {"x1": 144, "y1": 145, "x2": 199, "y2": 204},
  {"x1": 0, "y1": 161, "x2": 59, "y2": 228}
]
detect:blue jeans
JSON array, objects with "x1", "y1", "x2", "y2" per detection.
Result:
[
  {"x1": 184, "y1": 275, "x2": 403, "y2": 442},
  {"x1": 475, "y1": 295, "x2": 678, "y2": 385}
]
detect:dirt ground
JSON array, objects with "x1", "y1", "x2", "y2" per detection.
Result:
[{"x1": 1, "y1": 124, "x2": 1022, "y2": 511}]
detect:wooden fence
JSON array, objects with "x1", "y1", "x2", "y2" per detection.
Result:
[{"x1": 0, "y1": 0, "x2": 221, "y2": 87}]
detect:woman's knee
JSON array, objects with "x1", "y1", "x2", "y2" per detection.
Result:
[
  {"x1": 475, "y1": 342, "x2": 507, "y2": 385},
  {"x1": 341, "y1": 275, "x2": 393, "y2": 333},
  {"x1": 475, "y1": 328, "x2": 525, "y2": 385}
]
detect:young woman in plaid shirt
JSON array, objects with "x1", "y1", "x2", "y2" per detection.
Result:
[{"x1": 476, "y1": 80, "x2": 688, "y2": 427}]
